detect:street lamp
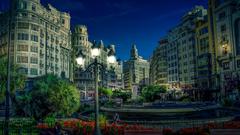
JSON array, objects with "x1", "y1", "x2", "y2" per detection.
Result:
[
  {"x1": 5, "y1": 1, "x2": 12, "y2": 135},
  {"x1": 76, "y1": 44, "x2": 116, "y2": 135}
]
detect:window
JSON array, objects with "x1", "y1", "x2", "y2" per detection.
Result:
[
  {"x1": 30, "y1": 57, "x2": 38, "y2": 64},
  {"x1": 17, "y1": 56, "x2": 28, "y2": 63},
  {"x1": 237, "y1": 60, "x2": 240, "y2": 68},
  {"x1": 11, "y1": 33, "x2": 14, "y2": 40},
  {"x1": 62, "y1": 19, "x2": 65, "y2": 24},
  {"x1": 31, "y1": 24, "x2": 39, "y2": 31},
  {"x1": 18, "y1": 22, "x2": 29, "y2": 29},
  {"x1": 31, "y1": 35, "x2": 38, "y2": 42},
  {"x1": 30, "y1": 46, "x2": 38, "y2": 53},
  {"x1": 22, "y1": 13, "x2": 27, "y2": 17},
  {"x1": 23, "y1": 1, "x2": 27, "y2": 9},
  {"x1": 30, "y1": 68, "x2": 38, "y2": 75},
  {"x1": 218, "y1": 12, "x2": 226, "y2": 20},
  {"x1": 200, "y1": 27, "x2": 208, "y2": 35},
  {"x1": 221, "y1": 24, "x2": 226, "y2": 32},
  {"x1": 18, "y1": 67, "x2": 28, "y2": 74},
  {"x1": 19, "y1": 1, "x2": 27, "y2": 9},
  {"x1": 17, "y1": 45, "x2": 28, "y2": 52},
  {"x1": 223, "y1": 62, "x2": 230, "y2": 70},
  {"x1": 18, "y1": 33, "x2": 29, "y2": 40},
  {"x1": 32, "y1": 4, "x2": 36, "y2": 11}
]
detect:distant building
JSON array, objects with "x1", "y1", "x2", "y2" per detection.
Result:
[
  {"x1": 123, "y1": 44, "x2": 149, "y2": 90},
  {"x1": 167, "y1": 27, "x2": 180, "y2": 90},
  {"x1": 177, "y1": 6, "x2": 207, "y2": 91},
  {"x1": 0, "y1": 0, "x2": 72, "y2": 81},
  {"x1": 150, "y1": 37, "x2": 168, "y2": 87},
  {"x1": 166, "y1": 6, "x2": 208, "y2": 92},
  {"x1": 72, "y1": 25, "x2": 123, "y2": 99}
]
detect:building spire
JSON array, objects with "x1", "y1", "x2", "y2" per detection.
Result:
[{"x1": 131, "y1": 44, "x2": 138, "y2": 59}]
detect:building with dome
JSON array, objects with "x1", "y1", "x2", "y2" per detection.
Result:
[
  {"x1": 72, "y1": 25, "x2": 124, "y2": 99},
  {"x1": 0, "y1": 0, "x2": 72, "y2": 82}
]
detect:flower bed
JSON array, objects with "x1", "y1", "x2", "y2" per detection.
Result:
[
  {"x1": 36, "y1": 119, "x2": 157, "y2": 135},
  {"x1": 166, "y1": 121, "x2": 240, "y2": 135},
  {"x1": 36, "y1": 120, "x2": 240, "y2": 135}
]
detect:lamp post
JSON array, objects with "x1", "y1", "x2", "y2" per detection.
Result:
[
  {"x1": 5, "y1": 1, "x2": 12, "y2": 134},
  {"x1": 76, "y1": 45, "x2": 116, "y2": 135}
]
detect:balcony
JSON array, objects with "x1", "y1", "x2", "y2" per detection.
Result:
[
  {"x1": 55, "y1": 58, "x2": 59, "y2": 62},
  {"x1": 40, "y1": 53, "x2": 44, "y2": 58},
  {"x1": 40, "y1": 63, "x2": 44, "y2": 68},
  {"x1": 55, "y1": 48, "x2": 59, "y2": 53},
  {"x1": 40, "y1": 41, "x2": 44, "y2": 48}
]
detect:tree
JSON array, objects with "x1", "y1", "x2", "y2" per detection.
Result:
[
  {"x1": 141, "y1": 85, "x2": 167, "y2": 102},
  {"x1": 99, "y1": 87, "x2": 113, "y2": 98},
  {"x1": 112, "y1": 90, "x2": 132, "y2": 102},
  {"x1": 0, "y1": 55, "x2": 26, "y2": 103},
  {"x1": 16, "y1": 74, "x2": 80, "y2": 120}
]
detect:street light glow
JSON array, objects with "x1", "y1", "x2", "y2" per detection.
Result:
[
  {"x1": 91, "y1": 48, "x2": 101, "y2": 58},
  {"x1": 107, "y1": 55, "x2": 116, "y2": 64},
  {"x1": 76, "y1": 57, "x2": 85, "y2": 66}
]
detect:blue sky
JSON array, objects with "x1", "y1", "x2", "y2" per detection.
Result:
[{"x1": 0, "y1": 0, "x2": 208, "y2": 60}]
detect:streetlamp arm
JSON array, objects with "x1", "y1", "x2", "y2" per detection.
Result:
[{"x1": 83, "y1": 59, "x2": 106, "y2": 73}]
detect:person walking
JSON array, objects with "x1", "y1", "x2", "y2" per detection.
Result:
[{"x1": 113, "y1": 113, "x2": 120, "y2": 124}]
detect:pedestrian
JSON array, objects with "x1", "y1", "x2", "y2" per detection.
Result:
[
  {"x1": 113, "y1": 113, "x2": 120, "y2": 124},
  {"x1": 54, "y1": 122, "x2": 62, "y2": 135}
]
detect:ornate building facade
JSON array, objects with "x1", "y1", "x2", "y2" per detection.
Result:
[
  {"x1": 209, "y1": 0, "x2": 240, "y2": 99},
  {"x1": 72, "y1": 25, "x2": 123, "y2": 99},
  {"x1": 123, "y1": 45, "x2": 149, "y2": 91},
  {"x1": 0, "y1": 0, "x2": 72, "y2": 81}
]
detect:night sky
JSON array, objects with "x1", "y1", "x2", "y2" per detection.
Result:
[{"x1": 0, "y1": 0, "x2": 208, "y2": 60}]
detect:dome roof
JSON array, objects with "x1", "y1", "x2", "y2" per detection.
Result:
[{"x1": 74, "y1": 25, "x2": 88, "y2": 35}]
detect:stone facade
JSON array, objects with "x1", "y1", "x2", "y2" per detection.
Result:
[
  {"x1": 150, "y1": 37, "x2": 168, "y2": 87},
  {"x1": 123, "y1": 45, "x2": 149, "y2": 90},
  {"x1": 72, "y1": 25, "x2": 123, "y2": 98},
  {"x1": 0, "y1": 0, "x2": 72, "y2": 80},
  {"x1": 209, "y1": 0, "x2": 240, "y2": 99}
]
